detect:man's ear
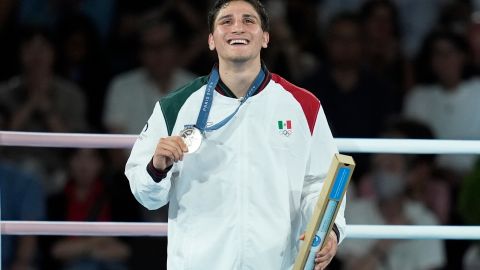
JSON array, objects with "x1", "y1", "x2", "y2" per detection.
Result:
[
  {"x1": 208, "y1": 33, "x2": 216, "y2": 51},
  {"x1": 262, "y1": 32, "x2": 269, "y2": 48}
]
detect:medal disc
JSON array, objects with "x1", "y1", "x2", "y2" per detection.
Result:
[{"x1": 179, "y1": 126, "x2": 203, "y2": 153}]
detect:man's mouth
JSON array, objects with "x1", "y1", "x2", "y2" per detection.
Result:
[{"x1": 228, "y1": 39, "x2": 249, "y2": 45}]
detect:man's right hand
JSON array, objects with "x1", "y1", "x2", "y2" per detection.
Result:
[{"x1": 153, "y1": 136, "x2": 188, "y2": 171}]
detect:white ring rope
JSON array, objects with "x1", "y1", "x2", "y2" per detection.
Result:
[
  {"x1": 2, "y1": 131, "x2": 480, "y2": 154},
  {"x1": 346, "y1": 225, "x2": 480, "y2": 240},
  {"x1": 0, "y1": 131, "x2": 134, "y2": 149},
  {"x1": 2, "y1": 222, "x2": 479, "y2": 240},
  {"x1": 1, "y1": 221, "x2": 168, "y2": 237}
]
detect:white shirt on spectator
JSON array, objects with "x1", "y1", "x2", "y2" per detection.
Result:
[
  {"x1": 404, "y1": 78, "x2": 480, "y2": 173},
  {"x1": 103, "y1": 68, "x2": 196, "y2": 134}
]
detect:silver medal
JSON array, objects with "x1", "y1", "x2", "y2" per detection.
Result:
[{"x1": 179, "y1": 126, "x2": 203, "y2": 153}]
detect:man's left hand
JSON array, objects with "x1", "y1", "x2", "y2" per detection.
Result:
[{"x1": 314, "y1": 231, "x2": 338, "y2": 270}]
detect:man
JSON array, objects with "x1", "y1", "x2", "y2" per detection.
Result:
[
  {"x1": 0, "y1": 26, "x2": 86, "y2": 193},
  {"x1": 404, "y1": 31, "x2": 480, "y2": 175},
  {"x1": 301, "y1": 13, "x2": 396, "y2": 177},
  {"x1": 125, "y1": 1, "x2": 346, "y2": 269},
  {"x1": 105, "y1": 14, "x2": 197, "y2": 184}
]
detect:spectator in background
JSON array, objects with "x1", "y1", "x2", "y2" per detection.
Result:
[
  {"x1": 360, "y1": 0, "x2": 413, "y2": 111},
  {"x1": 158, "y1": 0, "x2": 215, "y2": 76},
  {"x1": 103, "y1": 12, "x2": 198, "y2": 225},
  {"x1": 404, "y1": 30, "x2": 480, "y2": 175},
  {"x1": 301, "y1": 13, "x2": 396, "y2": 176},
  {"x1": 263, "y1": 0, "x2": 320, "y2": 82},
  {"x1": 42, "y1": 148, "x2": 132, "y2": 270},
  {"x1": 0, "y1": 104, "x2": 46, "y2": 270},
  {"x1": 391, "y1": 0, "x2": 444, "y2": 59},
  {"x1": 318, "y1": 0, "x2": 444, "y2": 59},
  {"x1": 0, "y1": 26, "x2": 87, "y2": 194},
  {"x1": 0, "y1": 26, "x2": 86, "y2": 133},
  {"x1": 355, "y1": 117, "x2": 469, "y2": 270},
  {"x1": 356, "y1": 119, "x2": 454, "y2": 224},
  {"x1": 56, "y1": 14, "x2": 109, "y2": 130},
  {"x1": 108, "y1": 0, "x2": 212, "y2": 77},
  {"x1": 103, "y1": 15, "x2": 196, "y2": 135},
  {"x1": 337, "y1": 118, "x2": 446, "y2": 270},
  {"x1": 302, "y1": 13, "x2": 395, "y2": 139},
  {"x1": 285, "y1": 0, "x2": 324, "y2": 59}
]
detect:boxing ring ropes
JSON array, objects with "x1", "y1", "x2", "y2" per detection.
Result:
[{"x1": 1, "y1": 130, "x2": 480, "y2": 240}]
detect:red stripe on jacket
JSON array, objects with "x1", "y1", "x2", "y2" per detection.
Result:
[{"x1": 271, "y1": 74, "x2": 320, "y2": 135}]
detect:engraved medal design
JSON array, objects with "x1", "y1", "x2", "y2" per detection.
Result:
[{"x1": 179, "y1": 126, "x2": 203, "y2": 153}]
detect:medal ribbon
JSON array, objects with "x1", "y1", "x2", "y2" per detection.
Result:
[{"x1": 194, "y1": 65, "x2": 265, "y2": 132}]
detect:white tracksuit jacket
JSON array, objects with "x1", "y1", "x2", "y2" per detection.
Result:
[{"x1": 125, "y1": 71, "x2": 346, "y2": 270}]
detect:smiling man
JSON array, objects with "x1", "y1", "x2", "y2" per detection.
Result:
[{"x1": 125, "y1": 1, "x2": 346, "y2": 269}]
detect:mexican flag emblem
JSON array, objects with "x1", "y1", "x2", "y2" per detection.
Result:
[{"x1": 277, "y1": 120, "x2": 293, "y2": 136}]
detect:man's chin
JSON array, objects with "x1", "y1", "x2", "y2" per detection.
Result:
[{"x1": 226, "y1": 55, "x2": 256, "y2": 64}]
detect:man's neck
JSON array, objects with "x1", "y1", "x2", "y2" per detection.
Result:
[{"x1": 218, "y1": 60, "x2": 262, "y2": 98}]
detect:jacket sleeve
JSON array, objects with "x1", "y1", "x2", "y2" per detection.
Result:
[
  {"x1": 300, "y1": 107, "x2": 347, "y2": 244},
  {"x1": 125, "y1": 102, "x2": 174, "y2": 210}
]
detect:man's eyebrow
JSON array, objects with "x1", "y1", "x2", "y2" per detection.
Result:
[
  {"x1": 216, "y1": 13, "x2": 259, "y2": 22},
  {"x1": 217, "y1": 14, "x2": 233, "y2": 21},
  {"x1": 243, "y1": 14, "x2": 258, "y2": 20}
]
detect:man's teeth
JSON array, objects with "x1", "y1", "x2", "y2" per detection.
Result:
[{"x1": 229, "y1": 39, "x2": 248, "y2": 45}]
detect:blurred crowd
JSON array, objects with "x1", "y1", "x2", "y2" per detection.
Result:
[{"x1": 0, "y1": 0, "x2": 480, "y2": 269}]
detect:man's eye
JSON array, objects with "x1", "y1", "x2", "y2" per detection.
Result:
[
  {"x1": 221, "y1": 20, "x2": 231, "y2": 25},
  {"x1": 245, "y1": 19, "x2": 255, "y2": 24}
]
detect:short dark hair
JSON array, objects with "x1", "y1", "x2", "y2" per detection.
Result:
[
  {"x1": 416, "y1": 30, "x2": 471, "y2": 83},
  {"x1": 18, "y1": 25, "x2": 56, "y2": 47},
  {"x1": 326, "y1": 12, "x2": 360, "y2": 36},
  {"x1": 207, "y1": 0, "x2": 270, "y2": 33},
  {"x1": 360, "y1": 0, "x2": 402, "y2": 39},
  {"x1": 138, "y1": 13, "x2": 176, "y2": 42}
]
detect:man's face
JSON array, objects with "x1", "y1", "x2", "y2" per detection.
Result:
[
  {"x1": 327, "y1": 21, "x2": 362, "y2": 68},
  {"x1": 21, "y1": 35, "x2": 55, "y2": 73},
  {"x1": 208, "y1": 1, "x2": 269, "y2": 64},
  {"x1": 431, "y1": 38, "x2": 465, "y2": 84},
  {"x1": 140, "y1": 24, "x2": 177, "y2": 79}
]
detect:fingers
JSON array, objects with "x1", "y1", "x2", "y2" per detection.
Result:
[
  {"x1": 299, "y1": 233, "x2": 305, "y2": 241},
  {"x1": 315, "y1": 240, "x2": 332, "y2": 263},
  {"x1": 314, "y1": 232, "x2": 338, "y2": 269},
  {"x1": 153, "y1": 136, "x2": 188, "y2": 170},
  {"x1": 314, "y1": 248, "x2": 333, "y2": 270},
  {"x1": 314, "y1": 262, "x2": 329, "y2": 270},
  {"x1": 317, "y1": 236, "x2": 333, "y2": 258},
  {"x1": 299, "y1": 231, "x2": 337, "y2": 269},
  {"x1": 162, "y1": 137, "x2": 188, "y2": 160}
]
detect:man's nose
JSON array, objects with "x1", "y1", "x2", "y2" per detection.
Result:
[{"x1": 231, "y1": 19, "x2": 245, "y2": 33}]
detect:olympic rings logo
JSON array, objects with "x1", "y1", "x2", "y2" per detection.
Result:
[{"x1": 280, "y1": 129, "x2": 293, "y2": 137}]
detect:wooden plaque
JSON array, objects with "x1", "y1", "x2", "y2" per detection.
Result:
[{"x1": 293, "y1": 154, "x2": 355, "y2": 270}]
